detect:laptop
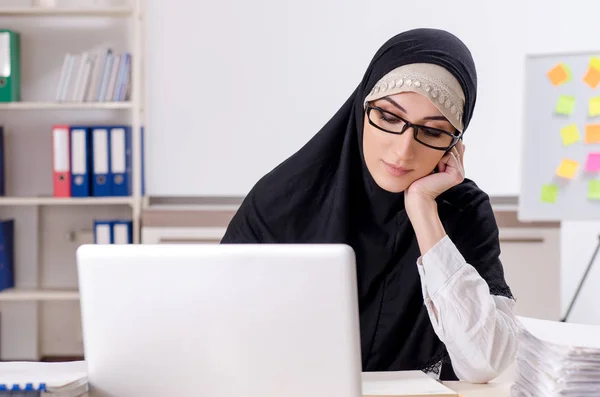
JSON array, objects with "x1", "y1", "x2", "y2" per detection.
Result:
[{"x1": 76, "y1": 243, "x2": 363, "y2": 397}]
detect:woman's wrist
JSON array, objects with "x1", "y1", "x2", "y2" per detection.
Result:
[{"x1": 406, "y1": 195, "x2": 447, "y2": 256}]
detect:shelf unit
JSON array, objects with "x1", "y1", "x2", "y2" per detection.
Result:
[
  {"x1": 0, "y1": 288, "x2": 79, "y2": 302},
  {"x1": 0, "y1": 7, "x2": 133, "y2": 17},
  {"x1": 0, "y1": 101, "x2": 133, "y2": 110},
  {"x1": 0, "y1": 197, "x2": 135, "y2": 206},
  {"x1": 0, "y1": 0, "x2": 145, "y2": 360}
]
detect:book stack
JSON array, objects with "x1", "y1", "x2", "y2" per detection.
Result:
[
  {"x1": 55, "y1": 48, "x2": 131, "y2": 103},
  {"x1": 512, "y1": 316, "x2": 600, "y2": 397},
  {"x1": 0, "y1": 360, "x2": 88, "y2": 397}
]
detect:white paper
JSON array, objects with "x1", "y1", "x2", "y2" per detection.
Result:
[
  {"x1": 0, "y1": 360, "x2": 87, "y2": 389},
  {"x1": 362, "y1": 371, "x2": 457, "y2": 396}
]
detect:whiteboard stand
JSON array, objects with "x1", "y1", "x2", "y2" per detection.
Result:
[{"x1": 561, "y1": 234, "x2": 600, "y2": 322}]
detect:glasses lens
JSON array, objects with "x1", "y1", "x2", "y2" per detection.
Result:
[
  {"x1": 416, "y1": 127, "x2": 454, "y2": 149},
  {"x1": 369, "y1": 107, "x2": 407, "y2": 134}
]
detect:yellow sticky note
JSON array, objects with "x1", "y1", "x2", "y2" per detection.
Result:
[
  {"x1": 591, "y1": 57, "x2": 600, "y2": 71},
  {"x1": 590, "y1": 97, "x2": 600, "y2": 117},
  {"x1": 589, "y1": 180, "x2": 600, "y2": 200},
  {"x1": 586, "y1": 124, "x2": 600, "y2": 144},
  {"x1": 541, "y1": 184, "x2": 558, "y2": 203},
  {"x1": 556, "y1": 159, "x2": 579, "y2": 179},
  {"x1": 560, "y1": 124, "x2": 580, "y2": 146},
  {"x1": 555, "y1": 95, "x2": 575, "y2": 115}
]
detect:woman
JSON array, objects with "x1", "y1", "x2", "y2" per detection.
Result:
[{"x1": 221, "y1": 28, "x2": 517, "y2": 383}]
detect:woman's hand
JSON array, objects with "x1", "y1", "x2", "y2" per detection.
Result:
[
  {"x1": 405, "y1": 140, "x2": 466, "y2": 203},
  {"x1": 404, "y1": 141, "x2": 465, "y2": 255}
]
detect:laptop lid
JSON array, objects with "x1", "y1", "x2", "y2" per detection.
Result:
[{"x1": 76, "y1": 243, "x2": 362, "y2": 397}]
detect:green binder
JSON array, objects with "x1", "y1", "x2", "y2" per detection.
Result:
[{"x1": 0, "y1": 30, "x2": 20, "y2": 102}]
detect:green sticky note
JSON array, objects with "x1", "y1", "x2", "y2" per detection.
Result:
[
  {"x1": 560, "y1": 124, "x2": 580, "y2": 146},
  {"x1": 588, "y1": 180, "x2": 600, "y2": 200},
  {"x1": 555, "y1": 95, "x2": 575, "y2": 116},
  {"x1": 541, "y1": 184, "x2": 558, "y2": 203}
]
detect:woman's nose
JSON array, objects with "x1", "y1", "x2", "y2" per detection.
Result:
[{"x1": 391, "y1": 127, "x2": 416, "y2": 158}]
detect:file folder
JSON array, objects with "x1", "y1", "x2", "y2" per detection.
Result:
[
  {"x1": 113, "y1": 220, "x2": 133, "y2": 244},
  {"x1": 52, "y1": 125, "x2": 71, "y2": 197},
  {"x1": 91, "y1": 127, "x2": 111, "y2": 196},
  {"x1": 110, "y1": 126, "x2": 131, "y2": 196},
  {"x1": 70, "y1": 126, "x2": 92, "y2": 197},
  {"x1": 93, "y1": 220, "x2": 113, "y2": 244},
  {"x1": 0, "y1": 219, "x2": 15, "y2": 292},
  {"x1": 0, "y1": 30, "x2": 20, "y2": 102}
]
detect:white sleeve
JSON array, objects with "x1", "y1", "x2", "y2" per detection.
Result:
[{"x1": 416, "y1": 235, "x2": 518, "y2": 384}]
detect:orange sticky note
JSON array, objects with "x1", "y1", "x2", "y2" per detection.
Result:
[
  {"x1": 547, "y1": 63, "x2": 569, "y2": 86},
  {"x1": 556, "y1": 159, "x2": 579, "y2": 179},
  {"x1": 584, "y1": 66, "x2": 600, "y2": 88},
  {"x1": 586, "y1": 124, "x2": 600, "y2": 144}
]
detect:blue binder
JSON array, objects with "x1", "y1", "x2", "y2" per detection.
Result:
[
  {"x1": 113, "y1": 220, "x2": 133, "y2": 244},
  {"x1": 91, "y1": 127, "x2": 111, "y2": 196},
  {"x1": 0, "y1": 219, "x2": 15, "y2": 292},
  {"x1": 109, "y1": 126, "x2": 132, "y2": 196},
  {"x1": 70, "y1": 126, "x2": 92, "y2": 197},
  {"x1": 93, "y1": 220, "x2": 114, "y2": 244},
  {"x1": 0, "y1": 125, "x2": 5, "y2": 196}
]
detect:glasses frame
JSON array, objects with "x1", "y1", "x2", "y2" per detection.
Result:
[{"x1": 365, "y1": 103, "x2": 462, "y2": 151}]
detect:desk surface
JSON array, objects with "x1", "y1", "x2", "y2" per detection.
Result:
[{"x1": 444, "y1": 381, "x2": 511, "y2": 397}]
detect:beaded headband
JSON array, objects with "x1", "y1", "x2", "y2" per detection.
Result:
[{"x1": 364, "y1": 63, "x2": 465, "y2": 132}]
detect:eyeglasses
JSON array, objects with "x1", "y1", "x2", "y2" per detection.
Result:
[{"x1": 365, "y1": 103, "x2": 462, "y2": 151}]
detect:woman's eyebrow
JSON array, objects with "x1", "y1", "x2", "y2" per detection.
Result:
[{"x1": 382, "y1": 96, "x2": 450, "y2": 122}]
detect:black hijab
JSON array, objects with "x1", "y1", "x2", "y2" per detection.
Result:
[{"x1": 221, "y1": 28, "x2": 513, "y2": 380}]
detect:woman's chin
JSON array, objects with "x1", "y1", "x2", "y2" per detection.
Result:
[{"x1": 372, "y1": 173, "x2": 414, "y2": 194}]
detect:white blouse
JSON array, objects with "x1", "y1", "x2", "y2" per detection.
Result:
[{"x1": 416, "y1": 234, "x2": 518, "y2": 384}]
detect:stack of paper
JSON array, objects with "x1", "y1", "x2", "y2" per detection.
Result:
[
  {"x1": 362, "y1": 371, "x2": 458, "y2": 397},
  {"x1": 512, "y1": 316, "x2": 600, "y2": 397},
  {"x1": 0, "y1": 360, "x2": 88, "y2": 396}
]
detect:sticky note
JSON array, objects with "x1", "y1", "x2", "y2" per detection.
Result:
[
  {"x1": 556, "y1": 159, "x2": 579, "y2": 179},
  {"x1": 585, "y1": 153, "x2": 600, "y2": 172},
  {"x1": 555, "y1": 95, "x2": 575, "y2": 115},
  {"x1": 547, "y1": 63, "x2": 570, "y2": 86},
  {"x1": 584, "y1": 66, "x2": 600, "y2": 89},
  {"x1": 541, "y1": 184, "x2": 558, "y2": 203},
  {"x1": 560, "y1": 124, "x2": 580, "y2": 146},
  {"x1": 590, "y1": 97, "x2": 600, "y2": 117},
  {"x1": 591, "y1": 57, "x2": 600, "y2": 71},
  {"x1": 585, "y1": 124, "x2": 600, "y2": 144},
  {"x1": 589, "y1": 180, "x2": 600, "y2": 200}
]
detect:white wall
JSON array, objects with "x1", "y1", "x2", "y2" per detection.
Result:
[{"x1": 143, "y1": 0, "x2": 600, "y2": 199}]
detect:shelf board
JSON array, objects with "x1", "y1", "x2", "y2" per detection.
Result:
[
  {"x1": 0, "y1": 288, "x2": 79, "y2": 302},
  {"x1": 0, "y1": 197, "x2": 135, "y2": 206},
  {"x1": 0, "y1": 101, "x2": 132, "y2": 110},
  {"x1": 0, "y1": 7, "x2": 133, "y2": 17}
]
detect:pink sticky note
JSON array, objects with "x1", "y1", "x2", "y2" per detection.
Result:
[{"x1": 585, "y1": 153, "x2": 600, "y2": 172}]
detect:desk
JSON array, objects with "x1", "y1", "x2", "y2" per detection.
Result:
[{"x1": 444, "y1": 381, "x2": 511, "y2": 397}]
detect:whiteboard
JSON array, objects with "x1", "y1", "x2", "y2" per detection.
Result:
[
  {"x1": 519, "y1": 52, "x2": 600, "y2": 221},
  {"x1": 143, "y1": 0, "x2": 600, "y2": 197}
]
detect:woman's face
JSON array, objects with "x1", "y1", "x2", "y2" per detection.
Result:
[{"x1": 362, "y1": 91, "x2": 457, "y2": 193}]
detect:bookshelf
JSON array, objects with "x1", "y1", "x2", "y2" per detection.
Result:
[
  {"x1": 0, "y1": 288, "x2": 79, "y2": 302},
  {"x1": 0, "y1": 197, "x2": 135, "y2": 206},
  {"x1": 0, "y1": 101, "x2": 133, "y2": 110},
  {"x1": 0, "y1": 7, "x2": 133, "y2": 17},
  {"x1": 0, "y1": 0, "x2": 145, "y2": 361}
]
